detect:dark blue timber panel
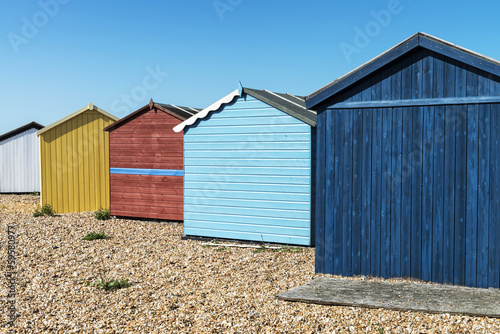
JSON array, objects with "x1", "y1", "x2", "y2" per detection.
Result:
[
  {"x1": 432, "y1": 53, "x2": 445, "y2": 284},
  {"x1": 323, "y1": 49, "x2": 500, "y2": 108},
  {"x1": 315, "y1": 111, "x2": 326, "y2": 273},
  {"x1": 477, "y1": 73, "x2": 490, "y2": 288},
  {"x1": 360, "y1": 78, "x2": 373, "y2": 276},
  {"x1": 314, "y1": 48, "x2": 500, "y2": 288},
  {"x1": 489, "y1": 80, "x2": 500, "y2": 288},
  {"x1": 307, "y1": 33, "x2": 500, "y2": 110}
]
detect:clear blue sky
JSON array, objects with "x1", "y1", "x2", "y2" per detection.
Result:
[{"x1": 1, "y1": 0, "x2": 499, "y2": 134}]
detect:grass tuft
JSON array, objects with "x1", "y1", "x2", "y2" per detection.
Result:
[
  {"x1": 94, "y1": 207, "x2": 111, "y2": 220},
  {"x1": 33, "y1": 204, "x2": 55, "y2": 217},
  {"x1": 82, "y1": 231, "x2": 111, "y2": 241},
  {"x1": 253, "y1": 245, "x2": 267, "y2": 253},
  {"x1": 82, "y1": 278, "x2": 129, "y2": 291},
  {"x1": 254, "y1": 246, "x2": 303, "y2": 254}
]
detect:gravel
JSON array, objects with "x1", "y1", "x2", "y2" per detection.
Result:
[{"x1": 0, "y1": 194, "x2": 499, "y2": 333}]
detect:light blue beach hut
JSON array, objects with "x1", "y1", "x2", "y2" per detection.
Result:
[{"x1": 174, "y1": 86, "x2": 316, "y2": 245}]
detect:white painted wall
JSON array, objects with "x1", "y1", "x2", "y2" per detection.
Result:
[{"x1": 0, "y1": 128, "x2": 40, "y2": 192}]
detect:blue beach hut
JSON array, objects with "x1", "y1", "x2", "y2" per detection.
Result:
[
  {"x1": 174, "y1": 86, "x2": 316, "y2": 246},
  {"x1": 307, "y1": 33, "x2": 500, "y2": 288}
]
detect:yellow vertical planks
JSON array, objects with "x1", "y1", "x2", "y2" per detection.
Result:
[
  {"x1": 37, "y1": 104, "x2": 118, "y2": 213},
  {"x1": 77, "y1": 114, "x2": 84, "y2": 213},
  {"x1": 103, "y1": 114, "x2": 110, "y2": 209},
  {"x1": 55, "y1": 125, "x2": 62, "y2": 211},
  {"x1": 88, "y1": 112, "x2": 96, "y2": 209},
  {"x1": 61, "y1": 120, "x2": 68, "y2": 213},
  {"x1": 95, "y1": 114, "x2": 102, "y2": 208},
  {"x1": 68, "y1": 118, "x2": 80, "y2": 211},
  {"x1": 82, "y1": 112, "x2": 90, "y2": 210}
]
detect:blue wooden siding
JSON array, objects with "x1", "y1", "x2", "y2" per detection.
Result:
[
  {"x1": 315, "y1": 48, "x2": 500, "y2": 288},
  {"x1": 184, "y1": 95, "x2": 313, "y2": 245},
  {"x1": 110, "y1": 168, "x2": 183, "y2": 176}
]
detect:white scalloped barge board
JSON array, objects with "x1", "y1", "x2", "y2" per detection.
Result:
[{"x1": 173, "y1": 89, "x2": 240, "y2": 133}]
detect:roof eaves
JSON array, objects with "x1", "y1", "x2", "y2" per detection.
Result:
[
  {"x1": 244, "y1": 88, "x2": 316, "y2": 126},
  {"x1": 104, "y1": 104, "x2": 150, "y2": 132},
  {"x1": 285, "y1": 92, "x2": 308, "y2": 105},
  {"x1": 105, "y1": 102, "x2": 202, "y2": 132},
  {"x1": 38, "y1": 103, "x2": 119, "y2": 136},
  {"x1": 0, "y1": 121, "x2": 44, "y2": 143},
  {"x1": 305, "y1": 33, "x2": 421, "y2": 109},
  {"x1": 154, "y1": 103, "x2": 189, "y2": 121},
  {"x1": 306, "y1": 32, "x2": 500, "y2": 110},
  {"x1": 417, "y1": 33, "x2": 500, "y2": 77},
  {"x1": 155, "y1": 104, "x2": 201, "y2": 121},
  {"x1": 173, "y1": 89, "x2": 240, "y2": 132}
]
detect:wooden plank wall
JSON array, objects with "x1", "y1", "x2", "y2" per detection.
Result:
[
  {"x1": 315, "y1": 48, "x2": 500, "y2": 288},
  {"x1": 108, "y1": 107, "x2": 184, "y2": 220},
  {"x1": 40, "y1": 111, "x2": 114, "y2": 213},
  {"x1": 184, "y1": 95, "x2": 313, "y2": 245}
]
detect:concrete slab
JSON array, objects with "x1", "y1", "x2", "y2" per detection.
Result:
[{"x1": 276, "y1": 277, "x2": 500, "y2": 318}]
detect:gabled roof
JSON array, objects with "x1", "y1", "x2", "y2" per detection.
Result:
[
  {"x1": 306, "y1": 32, "x2": 500, "y2": 109},
  {"x1": 37, "y1": 103, "x2": 119, "y2": 136},
  {"x1": 173, "y1": 86, "x2": 316, "y2": 132},
  {"x1": 104, "y1": 99, "x2": 201, "y2": 132},
  {"x1": 0, "y1": 121, "x2": 44, "y2": 142},
  {"x1": 155, "y1": 103, "x2": 201, "y2": 121},
  {"x1": 244, "y1": 88, "x2": 316, "y2": 126}
]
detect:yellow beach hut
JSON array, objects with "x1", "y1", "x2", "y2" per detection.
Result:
[{"x1": 37, "y1": 103, "x2": 118, "y2": 213}]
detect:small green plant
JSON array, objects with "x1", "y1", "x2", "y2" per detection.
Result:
[
  {"x1": 30, "y1": 191, "x2": 40, "y2": 196},
  {"x1": 377, "y1": 323, "x2": 384, "y2": 334},
  {"x1": 253, "y1": 246, "x2": 303, "y2": 254},
  {"x1": 279, "y1": 246, "x2": 302, "y2": 253},
  {"x1": 82, "y1": 278, "x2": 129, "y2": 291},
  {"x1": 33, "y1": 204, "x2": 55, "y2": 217},
  {"x1": 82, "y1": 231, "x2": 111, "y2": 241},
  {"x1": 94, "y1": 207, "x2": 111, "y2": 220},
  {"x1": 215, "y1": 246, "x2": 226, "y2": 252},
  {"x1": 1, "y1": 205, "x2": 7, "y2": 210},
  {"x1": 41, "y1": 204, "x2": 55, "y2": 215},
  {"x1": 253, "y1": 245, "x2": 267, "y2": 253}
]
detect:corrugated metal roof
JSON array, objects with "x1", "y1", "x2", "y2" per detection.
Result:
[
  {"x1": 0, "y1": 121, "x2": 44, "y2": 143},
  {"x1": 244, "y1": 88, "x2": 316, "y2": 126},
  {"x1": 155, "y1": 103, "x2": 202, "y2": 120},
  {"x1": 104, "y1": 100, "x2": 201, "y2": 132},
  {"x1": 173, "y1": 87, "x2": 316, "y2": 132},
  {"x1": 37, "y1": 103, "x2": 119, "y2": 136}
]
